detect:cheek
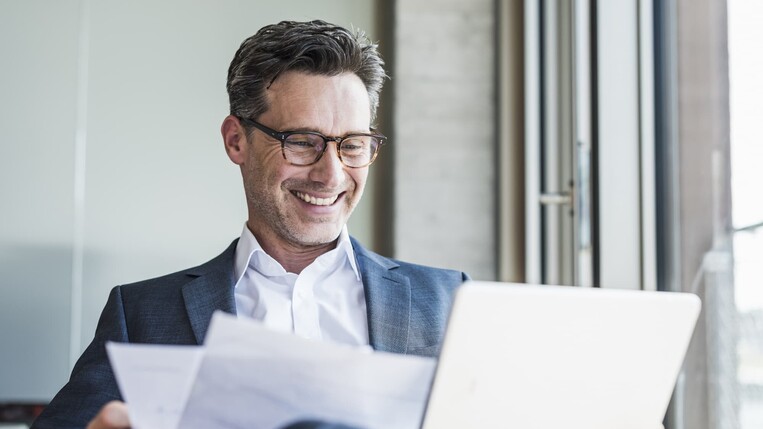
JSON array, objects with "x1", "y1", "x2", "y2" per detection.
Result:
[
  {"x1": 251, "y1": 148, "x2": 293, "y2": 191},
  {"x1": 349, "y1": 169, "x2": 369, "y2": 195}
]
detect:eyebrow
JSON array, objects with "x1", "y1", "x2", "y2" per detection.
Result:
[{"x1": 280, "y1": 125, "x2": 373, "y2": 136}]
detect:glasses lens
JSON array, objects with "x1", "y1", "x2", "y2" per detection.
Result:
[
  {"x1": 282, "y1": 134, "x2": 325, "y2": 165},
  {"x1": 340, "y1": 136, "x2": 379, "y2": 167}
]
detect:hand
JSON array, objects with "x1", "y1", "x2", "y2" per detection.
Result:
[{"x1": 85, "y1": 401, "x2": 131, "y2": 429}]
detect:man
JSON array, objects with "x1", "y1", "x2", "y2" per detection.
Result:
[{"x1": 32, "y1": 20, "x2": 466, "y2": 429}]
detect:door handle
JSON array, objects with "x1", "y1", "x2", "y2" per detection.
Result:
[{"x1": 539, "y1": 192, "x2": 572, "y2": 205}]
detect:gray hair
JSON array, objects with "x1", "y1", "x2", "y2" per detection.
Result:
[{"x1": 227, "y1": 20, "x2": 387, "y2": 123}]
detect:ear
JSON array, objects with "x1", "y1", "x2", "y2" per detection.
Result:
[{"x1": 221, "y1": 115, "x2": 249, "y2": 165}]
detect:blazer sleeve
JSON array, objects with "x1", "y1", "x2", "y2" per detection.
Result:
[{"x1": 31, "y1": 286, "x2": 129, "y2": 429}]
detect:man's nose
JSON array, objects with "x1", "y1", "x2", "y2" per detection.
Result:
[{"x1": 308, "y1": 143, "x2": 345, "y2": 188}]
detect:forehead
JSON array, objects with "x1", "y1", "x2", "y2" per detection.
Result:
[{"x1": 261, "y1": 71, "x2": 372, "y2": 134}]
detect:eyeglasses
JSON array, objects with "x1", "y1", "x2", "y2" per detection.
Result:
[{"x1": 237, "y1": 117, "x2": 386, "y2": 168}]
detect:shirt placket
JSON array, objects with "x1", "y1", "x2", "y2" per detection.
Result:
[{"x1": 292, "y1": 263, "x2": 322, "y2": 341}]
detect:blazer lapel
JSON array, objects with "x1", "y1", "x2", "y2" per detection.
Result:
[
  {"x1": 178, "y1": 238, "x2": 413, "y2": 350},
  {"x1": 181, "y1": 240, "x2": 238, "y2": 344},
  {"x1": 352, "y1": 238, "x2": 412, "y2": 354}
]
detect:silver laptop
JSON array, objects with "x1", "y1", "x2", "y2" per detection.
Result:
[{"x1": 420, "y1": 281, "x2": 701, "y2": 429}]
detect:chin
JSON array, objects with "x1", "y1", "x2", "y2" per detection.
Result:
[{"x1": 288, "y1": 226, "x2": 343, "y2": 247}]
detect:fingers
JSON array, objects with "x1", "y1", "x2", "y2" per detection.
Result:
[{"x1": 86, "y1": 401, "x2": 131, "y2": 429}]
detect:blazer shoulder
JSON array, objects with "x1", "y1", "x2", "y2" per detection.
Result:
[
  {"x1": 390, "y1": 258, "x2": 468, "y2": 282},
  {"x1": 350, "y1": 236, "x2": 469, "y2": 285}
]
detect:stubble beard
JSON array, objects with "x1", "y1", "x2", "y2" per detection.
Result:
[{"x1": 245, "y1": 179, "x2": 357, "y2": 249}]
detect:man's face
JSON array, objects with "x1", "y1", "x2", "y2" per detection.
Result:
[{"x1": 237, "y1": 71, "x2": 372, "y2": 249}]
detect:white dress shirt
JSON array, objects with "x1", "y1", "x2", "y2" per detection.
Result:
[{"x1": 233, "y1": 224, "x2": 370, "y2": 347}]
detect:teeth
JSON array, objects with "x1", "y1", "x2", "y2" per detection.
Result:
[{"x1": 294, "y1": 191, "x2": 339, "y2": 206}]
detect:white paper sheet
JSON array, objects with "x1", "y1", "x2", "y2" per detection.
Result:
[
  {"x1": 106, "y1": 342, "x2": 204, "y2": 429},
  {"x1": 106, "y1": 313, "x2": 436, "y2": 429},
  {"x1": 177, "y1": 311, "x2": 436, "y2": 429}
]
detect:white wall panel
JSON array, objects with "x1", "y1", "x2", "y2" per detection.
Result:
[
  {"x1": 1, "y1": 0, "x2": 378, "y2": 402},
  {"x1": 0, "y1": 0, "x2": 80, "y2": 401}
]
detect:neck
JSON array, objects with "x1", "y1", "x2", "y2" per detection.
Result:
[{"x1": 246, "y1": 221, "x2": 338, "y2": 274}]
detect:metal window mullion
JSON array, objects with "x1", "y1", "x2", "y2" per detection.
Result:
[
  {"x1": 525, "y1": 0, "x2": 543, "y2": 285},
  {"x1": 542, "y1": 0, "x2": 562, "y2": 285},
  {"x1": 559, "y1": 0, "x2": 576, "y2": 286},
  {"x1": 573, "y1": 0, "x2": 594, "y2": 287},
  {"x1": 638, "y1": 0, "x2": 658, "y2": 292}
]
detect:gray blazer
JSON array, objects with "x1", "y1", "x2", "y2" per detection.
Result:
[{"x1": 32, "y1": 238, "x2": 467, "y2": 429}]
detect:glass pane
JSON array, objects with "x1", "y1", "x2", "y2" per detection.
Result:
[{"x1": 728, "y1": 0, "x2": 763, "y2": 427}]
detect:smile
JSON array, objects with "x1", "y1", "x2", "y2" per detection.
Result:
[{"x1": 293, "y1": 191, "x2": 340, "y2": 206}]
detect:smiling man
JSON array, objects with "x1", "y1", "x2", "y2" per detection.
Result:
[{"x1": 31, "y1": 20, "x2": 467, "y2": 429}]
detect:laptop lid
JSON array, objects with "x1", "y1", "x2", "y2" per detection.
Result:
[{"x1": 420, "y1": 281, "x2": 701, "y2": 429}]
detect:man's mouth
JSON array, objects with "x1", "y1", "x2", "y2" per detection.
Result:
[{"x1": 292, "y1": 191, "x2": 340, "y2": 206}]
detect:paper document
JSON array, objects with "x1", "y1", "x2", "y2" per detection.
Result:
[
  {"x1": 179, "y1": 312, "x2": 436, "y2": 429},
  {"x1": 107, "y1": 311, "x2": 436, "y2": 429},
  {"x1": 106, "y1": 342, "x2": 203, "y2": 429}
]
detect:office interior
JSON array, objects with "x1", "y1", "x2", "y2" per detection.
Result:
[{"x1": 0, "y1": 0, "x2": 761, "y2": 428}]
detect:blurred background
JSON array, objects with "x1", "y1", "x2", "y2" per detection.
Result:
[{"x1": 0, "y1": 1, "x2": 760, "y2": 428}]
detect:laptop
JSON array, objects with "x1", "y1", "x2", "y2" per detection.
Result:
[{"x1": 420, "y1": 281, "x2": 701, "y2": 429}]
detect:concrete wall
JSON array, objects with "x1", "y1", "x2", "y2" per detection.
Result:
[{"x1": 392, "y1": 0, "x2": 497, "y2": 280}]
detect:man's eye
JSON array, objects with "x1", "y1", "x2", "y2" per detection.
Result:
[
  {"x1": 342, "y1": 140, "x2": 368, "y2": 152},
  {"x1": 290, "y1": 141, "x2": 313, "y2": 147},
  {"x1": 286, "y1": 138, "x2": 317, "y2": 149}
]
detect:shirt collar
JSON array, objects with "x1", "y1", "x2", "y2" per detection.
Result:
[
  {"x1": 335, "y1": 226, "x2": 361, "y2": 280},
  {"x1": 233, "y1": 223, "x2": 361, "y2": 286}
]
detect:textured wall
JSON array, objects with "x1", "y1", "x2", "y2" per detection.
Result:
[{"x1": 393, "y1": 0, "x2": 496, "y2": 280}]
